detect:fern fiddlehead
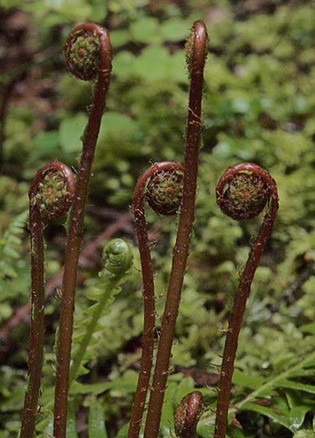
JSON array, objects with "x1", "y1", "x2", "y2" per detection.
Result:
[
  {"x1": 143, "y1": 21, "x2": 208, "y2": 437},
  {"x1": 54, "y1": 23, "x2": 112, "y2": 437},
  {"x1": 145, "y1": 164, "x2": 184, "y2": 216},
  {"x1": 128, "y1": 161, "x2": 184, "y2": 438},
  {"x1": 69, "y1": 238, "x2": 133, "y2": 385},
  {"x1": 174, "y1": 391, "x2": 204, "y2": 438},
  {"x1": 214, "y1": 163, "x2": 279, "y2": 438},
  {"x1": 20, "y1": 161, "x2": 75, "y2": 438},
  {"x1": 29, "y1": 161, "x2": 75, "y2": 221}
]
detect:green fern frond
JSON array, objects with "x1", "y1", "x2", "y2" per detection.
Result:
[
  {"x1": 33, "y1": 239, "x2": 134, "y2": 436},
  {"x1": 0, "y1": 209, "x2": 28, "y2": 295},
  {"x1": 197, "y1": 345, "x2": 315, "y2": 436},
  {"x1": 69, "y1": 238, "x2": 134, "y2": 385}
]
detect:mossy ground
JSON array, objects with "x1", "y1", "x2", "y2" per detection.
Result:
[{"x1": 1, "y1": 1, "x2": 315, "y2": 436}]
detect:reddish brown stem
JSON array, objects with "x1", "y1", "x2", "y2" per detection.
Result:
[
  {"x1": 128, "y1": 162, "x2": 184, "y2": 438},
  {"x1": 20, "y1": 205, "x2": 44, "y2": 438},
  {"x1": 53, "y1": 23, "x2": 112, "y2": 437},
  {"x1": 214, "y1": 163, "x2": 279, "y2": 438},
  {"x1": 143, "y1": 20, "x2": 208, "y2": 437},
  {"x1": 20, "y1": 162, "x2": 75, "y2": 438}
]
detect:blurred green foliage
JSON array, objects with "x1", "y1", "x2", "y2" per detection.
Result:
[{"x1": 1, "y1": 0, "x2": 315, "y2": 436}]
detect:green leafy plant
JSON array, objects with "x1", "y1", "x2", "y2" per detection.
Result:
[
  {"x1": 0, "y1": 210, "x2": 28, "y2": 297},
  {"x1": 2, "y1": 2, "x2": 315, "y2": 437},
  {"x1": 69, "y1": 238, "x2": 133, "y2": 385}
]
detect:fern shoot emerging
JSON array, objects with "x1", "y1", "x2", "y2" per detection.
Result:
[
  {"x1": 144, "y1": 21, "x2": 208, "y2": 437},
  {"x1": 53, "y1": 23, "x2": 112, "y2": 437},
  {"x1": 214, "y1": 163, "x2": 279, "y2": 438},
  {"x1": 69, "y1": 238, "x2": 133, "y2": 385},
  {"x1": 128, "y1": 161, "x2": 184, "y2": 438},
  {"x1": 174, "y1": 391, "x2": 204, "y2": 438},
  {"x1": 20, "y1": 162, "x2": 75, "y2": 438}
]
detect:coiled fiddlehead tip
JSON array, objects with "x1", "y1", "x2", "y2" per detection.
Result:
[
  {"x1": 145, "y1": 164, "x2": 185, "y2": 216},
  {"x1": 29, "y1": 162, "x2": 75, "y2": 220},
  {"x1": 216, "y1": 163, "x2": 275, "y2": 221},
  {"x1": 185, "y1": 20, "x2": 208, "y2": 75},
  {"x1": 174, "y1": 391, "x2": 204, "y2": 438},
  {"x1": 102, "y1": 238, "x2": 133, "y2": 276},
  {"x1": 64, "y1": 23, "x2": 104, "y2": 81}
]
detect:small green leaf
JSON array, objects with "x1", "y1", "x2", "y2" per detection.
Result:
[
  {"x1": 110, "y1": 29, "x2": 130, "y2": 48},
  {"x1": 59, "y1": 113, "x2": 88, "y2": 153},
  {"x1": 116, "y1": 423, "x2": 130, "y2": 438},
  {"x1": 293, "y1": 431, "x2": 315, "y2": 438},
  {"x1": 232, "y1": 369, "x2": 264, "y2": 389},
  {"x1": 130, "y1": 17, "x2": 161, "y2": 44},
  {"x1": 197, "y1": 421, "x2": 215, "y2": 438},
  {"x1": 160, "y1": 381, "x2": 178, "y2": 436},
  {"x1": 70, "y1": 381, "x2": 112, "y2": 396},
  {"x1": 226, "y1": 425, "x2": 246, "y2": 438},
  {"x1": 66, "y1": 402, "x2": 78, "y2": 438},
  {"x1": 88, "y1": 399, "x2": 108, "y2": 438},
  {"x1": 289, "y1": 406, "x2": 309, "y2": 432},
  {"x1": 160, "y1": 19, "x2": 191, "y2": 42},
  {"x1": 300, "y1": 322, "x2": 315, "y2": 334},
  {"x1": 277, "y1": 379, "x2": 315, "y2": 395},
  {"x1": 241, "y1": 402, "x2": 292, "y2": 431},
  {"x1": 175, "y1": 376, "x2": 195, "y2": 403},
  {"x1": 32, "y1": 131, "x2": 60, "y2": 160}
]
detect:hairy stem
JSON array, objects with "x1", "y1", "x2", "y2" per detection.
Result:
[
  {"x1": 128, "y1": 162, "x2": 184, "y2": 438},
  {"x1": 53, "y1": 23, "x2": 112, "y2": 437},
  {"x1": 20, "y1": 162, "x2": 75, "y2": 438},
  {"x1": 143, "y1": 20, "x2": 208, "y2": 437},
  {"x1": 214, "y1": 163, "x2": 279, "y2": 438},
  {"x1": 20, "y1": 206, "x2": 44, "y2": 438}
]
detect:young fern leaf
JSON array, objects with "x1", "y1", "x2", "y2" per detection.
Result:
[
  {"x1": 129, "y1": 161, "x2": 184, "y2": 438},
  {"x1": 214, "y1": 163, "x2": 279, "y2": 438},
  {"x1": 88, "y1": 398, "x2": 109, "y2": 438},
  {"x1": 20, "y1": 162, "x2": 75, "y2": 438},
  {"x1": 0, "y1": 209, "x2": 28, "y2": 287},
  {"x1": 66, "y1": 401, "x2": 79, "y2": 438},
  {"x1": 69, "y1": 238, "x2": 133, "y2": 384}
]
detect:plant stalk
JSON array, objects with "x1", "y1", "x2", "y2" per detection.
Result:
[
  {"x1": 128, "y1": 161, "x2": 184, "y2": 438},
  {"x1": 143, "y1": 20, "x2": 208, "y2": 437},
  {"x1": 214, "y1": 163, "x2": 279, "y2": 438},
  {"x1": 53, "y1": 24, "x2": 112, "y2": 437},
  {"x1": 21, "y1": 161, "x2": 75, "y2": 438},
  {"x1": 20, "y1": 205, "x2": 45, "y2": 438}
]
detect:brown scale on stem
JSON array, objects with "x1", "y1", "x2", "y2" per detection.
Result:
[
  {"x1": 214, "y1": 162, "x2": 279, "y2": 438},
  {"x1": 53, "y1": 23, "x2": 112, "y2": 437},
  {"x1": 20, "y1": 162, "x2": 75, "y2": 438},
  {"x1": 128, "y1": 161, "x2": 184, "y2": 438}
]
